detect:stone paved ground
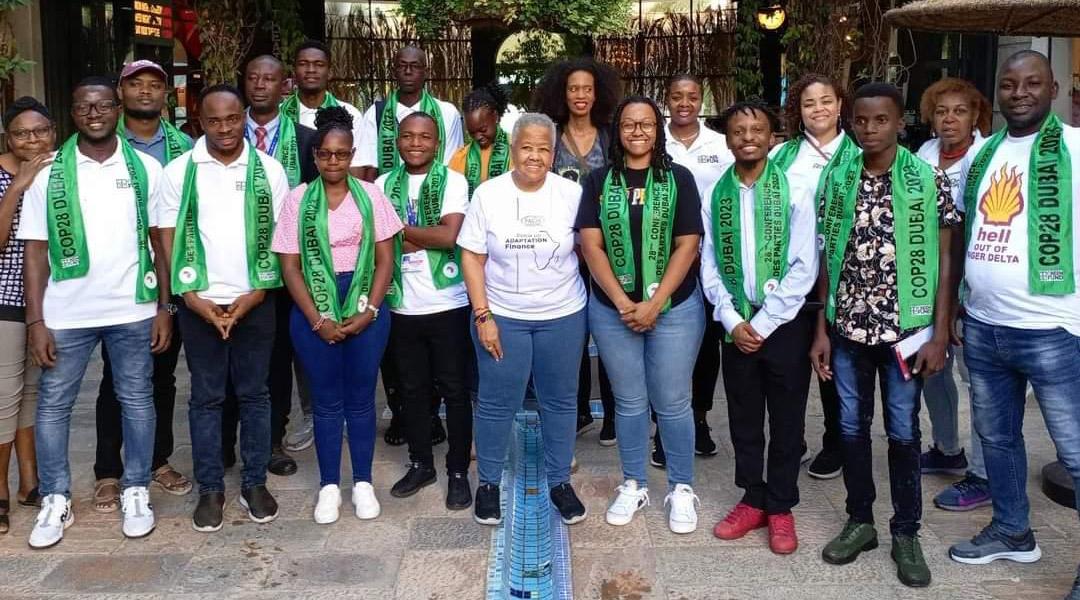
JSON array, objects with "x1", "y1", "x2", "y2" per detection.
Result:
[{"x1": 0, "y1": 350, "x2": 1077, "y2": 599}]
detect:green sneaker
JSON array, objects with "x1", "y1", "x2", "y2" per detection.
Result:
[
  {"x1": 891, "y1": 534, "x2": 931, "y2": 588},
  {"x1": 822, "y1": 520, "x2": 879, "y2": 565}
]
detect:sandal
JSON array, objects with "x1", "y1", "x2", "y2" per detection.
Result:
[
  {"x1": 93, "y1": 478, "x2": 121, "y2": 513},
  {"x1": 152, "y1": 464, "x2": 193, "y2": 496},
  {"x1": 0, "y1": 499, "x2": 9, "y2": 534},
  {"x1": 18, "y1": 486, "x2": 41, "y2": 507}
]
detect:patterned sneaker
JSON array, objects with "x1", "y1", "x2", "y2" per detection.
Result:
[
  {"x1": 920, "y1": 446, "x2": 968, "y2": 475},
  {"x1": 28, "y1": 494, "x2": 73, "y2": 549},
  {"x1": 933, "y1": 474, "x2": 991, "y2": 511},
  {"x1": 120, "y1": 486, "x2": 155, "y2": 539},
  {"x1": 605, "y1": 480, "x2": 649, "y2": 526}
]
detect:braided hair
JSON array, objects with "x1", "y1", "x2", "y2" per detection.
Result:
[
  {"x1": 463, "y1": 82, "x2": 510, "y2": 118},
  {"x1": 314, "y1": 105, "x2": 353, "y2": 147},
  {"x1": 608, "y1": 95, "x2": 671, "y2": 179}
]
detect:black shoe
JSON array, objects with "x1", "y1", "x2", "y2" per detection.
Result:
[
  {"x1": 446, "y1": 472, "x2": 472, "y2": 510},
  {"x1": 430, "y1": 417, "x2": 447, "y2": 446},
  {"x1": 268, "y1": 446, "x2": 298, "y2": 477},
  {"x1": 650, "y1": 435, "x2": 666, "y2": 468},
  {"x1": 550, "y1": 482, "x2": 587, "y2": 525},
  {"x1": 192, "y1": 492, "x2": 225, "y2": 533},
  {"x1": 808, "y1": 449, "x2": 844, "y2": 480},
  {"x1": 474, "y1": 483, "x2": 501, "y2": 525},
  {"x1": 390, "y1": 462, "x2": 437, "y2": 498},
  {"x1": 598, "y1": 418, "x2": 616, "y2": 446},
  {"x1": 694, "y1": 419, "x2": 717, "y2": 456},
  {"x1": 384, "y1": 417, "x2": 406, "y2": 446},
  {"x1": 576, "y1": 412, "x2": 595, "y2": 436},
  {"x1": 222, "y1": 446, "x2": 237, "y2": 470},
  {"x1": 239, "y1": 485, "x2": 279, "y2": 523}
]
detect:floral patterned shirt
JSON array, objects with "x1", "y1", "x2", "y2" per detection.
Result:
[{"x1": 834, "y1": 168, "x2": 960, "y2": 345}]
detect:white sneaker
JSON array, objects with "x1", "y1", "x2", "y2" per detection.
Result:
[
  {"x1": 605, "y1": 480, "x2": 649, "y2": 526},
  {"x1": 29, "y1": 494, "x2": 74, "y2": 549},
  {"x1": 121, "y1": 486, "x2": 156, "y2": 538},
  {"x1": 284, "y1": 414, "x2": 315, "y2": 452},
  {"x1": 314, "y1": 484, "x2": 341, "y2": 524},
  {"x1": 664, "y1": 484, "x2": 699, "y2": 534},
  {"x1": 352, "y1": 482, "x2": 380, "y2": 520}
]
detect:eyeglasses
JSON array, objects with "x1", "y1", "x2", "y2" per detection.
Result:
[
  {"x1": 8, "y1": 125, "x2": 53, "y2": 141},
  {"x1": 72, "y1": 100, "x2": 119, "y2": 116},
  {"x1": 315, "y1": 149, "x2": 352, "y2": 162},
  {"x1": 619, "y1": 120, "x2": 657, "y2": 134}
]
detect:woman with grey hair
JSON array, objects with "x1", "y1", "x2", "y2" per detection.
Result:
[{"x1": 457, "y1": 113, "x2": 590, "y2": 526}]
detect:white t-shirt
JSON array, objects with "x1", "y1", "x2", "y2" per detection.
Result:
[
  {"x1": 296, "y1": 96, "x2": 366, "y2": 168},
  {"x1": 769, "y1": 131, "x2": 856, "y2": 197},
  {"x1": 159, "y1": 139, "x2": 290, "y2": 304},
  {"x1": 456, "y1": 172, "x2": 586, "y2": 321},
  {"x1": 665, "y1": 123, "x2": 734, "y2": 199},
  {"x1": 357, "y1": 97, "x2": 464, "y2": 169},
  {"x1": 957, "y1": 128, "x2": 1080, "y2": 335},
  {"x1": 17, "y1": 143, "x2": 163, "y2": 329},
  {"x1": 916, "y1": 131, "x2": 985, "y2": 204},
  {"x1": 374, "y1": 168, "x2": 470, "y2": 315}
]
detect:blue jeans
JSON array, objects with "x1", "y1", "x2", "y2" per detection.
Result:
[
  {"x1": 473, "y1": 309, "x2": 586, "y2": 487},
  {"x1": 37, "y1": 318, "x2": 155, "y2": 497},
  {"x1": 833, "y1": 334, "x2": 923, "y2": 535},
  {"x1": 291, "y1": 273, "x2": 390, "y2": 486},
  {"x1": 963, "y1": 315, "x2": 1080, "y2": 536},
  {"x1": 589, "y1": 290, "x2": 704, "y2": 488},
  {"x1": 179, "y1": 299, "x2": 274, "y2": 494},
  {"x1": 924, "y1": 345, "x2": 987, "y2": 479}
]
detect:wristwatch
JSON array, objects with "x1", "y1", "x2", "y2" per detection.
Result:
[
  {"x1": 159, "y1": 303, "x2": 179, "y2": 316},
  {"x1": 366, "y1": 305, "x2": 380, "y2": 320}
]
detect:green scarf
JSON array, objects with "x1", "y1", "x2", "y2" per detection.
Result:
[
  {"x1": 963, "y1": 113, "x2": 1074, "y2": 295},
  {"x1": 46, "y1": 134, "x2": 157, "y2": 302},
  {"x1": 464, "y1": 128, "x2": 510, "y2": 197},
  {"x1": 772, "y1": 133, "x2": 859, "y2": 205},
  {"x1": 598, "y1": 167, "x2": 678, "y2": 312},
  {"x1": 299, "y1": 176, "x2": 377, "y2": 321},
  {"x1": 821, "y1": 146, "x2": 939, "y2": 330},
  {"x1": 377, "y1": 90, "x2": 446, "y2": 176},
  {"x1": 279, "y1": 90, "x2": 339, "y2": 125},
  {"x1": 171, "y1": 145, "x2": 281, "y2": 294},
  {"x1": 382, "y1": 163, "x2": 463, "y2": 308},
  {"x1": 116, "y1": 115, "x2": 192, "y2": 163},
  {"x1": 274, "y1": 116, "x2": 301, "y2": 188},
  {"x1": 710, "y1": 160, "x2": 791, "y2": 327}
]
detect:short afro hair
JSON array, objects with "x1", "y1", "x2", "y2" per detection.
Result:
[{"x1": 852, "y1": 82, "x2": 905, "y2": 116}]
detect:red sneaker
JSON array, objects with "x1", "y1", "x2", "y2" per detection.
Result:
[
  {"x1": 768, "y1": 512, "x2": 798, "y2": 554},
  {"x1": 713, "y1": 502, "x2": 767, "y2": 540}
]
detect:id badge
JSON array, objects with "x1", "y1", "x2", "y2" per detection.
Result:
[{"x1": 401, "y1": 252, "x2": 425, "y2": 274}]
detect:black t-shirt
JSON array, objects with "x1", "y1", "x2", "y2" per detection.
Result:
[{"x1": 575, "y1": 163, "x2": 703, "y2": 308}]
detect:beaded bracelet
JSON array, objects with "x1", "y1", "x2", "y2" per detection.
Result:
[
  {"x1": 311, "y1": 315, "x2": 327, "y2": 332},
  {"x1": 474, "y1": 308, "x2": 493, "y2": 327}
]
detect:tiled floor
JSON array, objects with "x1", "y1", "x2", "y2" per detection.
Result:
[{"x1": 0, "y1": 351, "x2": 1076, "y2": 599}]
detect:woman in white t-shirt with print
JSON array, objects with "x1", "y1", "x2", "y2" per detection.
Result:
[
  {"x1": 915, "y1": 77, "x2": 993, "y2": 513},
  {"x1": 457, "y1": 113, "x2": 589, "y2": 528}
]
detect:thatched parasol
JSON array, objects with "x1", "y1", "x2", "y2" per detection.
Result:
[{"x1": 885, "y1": 0, "x2": 1080, "y2": 37}]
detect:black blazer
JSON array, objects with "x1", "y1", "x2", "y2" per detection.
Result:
[{"x1": 295, "y1": 122, "x2": 319, "y2": 185}]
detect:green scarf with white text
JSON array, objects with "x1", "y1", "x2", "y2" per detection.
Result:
[
  {"x1": 279, "y1": 90, "x2": 339, "y2": 125},
  {"x1": 377, "y1": 90, "x2": 446, "y2": 176},
  {"x1": 116, "y1": 115, "x2": 192, "y2": 162},
  {"x1": 464, "y1": 128, "x2": 510, "y2": 197},
  {"x1": 771, "y1": 133, "x2": 858, "y2": 206}
]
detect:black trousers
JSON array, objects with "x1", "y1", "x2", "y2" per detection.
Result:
[
  {"x1": 721, "y1": 316, "x2": 812, "y2": 514},
  {"x1": 389, "y1": 307, "x2": 473, "y2": 474},
  {"x1": 818, "y1": 376, "x2": 842, "y2": 453},
  {"x1": 690, "y1": 298, "x2": 725, "y2": 414},
  {"x1": 223, "y1": 290, "x2": 310, "y2": 452},
  {"x1": 94, "y1": 310, "x2": 182, "y2": 480}
]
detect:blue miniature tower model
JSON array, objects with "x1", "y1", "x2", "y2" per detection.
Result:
[{"x1": 486, "y1": 409, "x2": 573, "y2": 599}]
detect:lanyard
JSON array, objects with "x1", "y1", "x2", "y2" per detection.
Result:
[{"x1": 247, "y1": 122, "x2": 280, "y2": 157}]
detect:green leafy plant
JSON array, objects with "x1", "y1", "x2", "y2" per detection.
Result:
[
  {"x1": 195, "y1": 0, "x2": 258, "y2": 85},
  {"x1": 399, "y1": 0, "x2": 632, "y2": 38},
  {"x1": 735, "y1": 0, "x2": 763, "y2": 100},
  {"x1": 258, "y1": 0, "x2": 306, "y2": 63}
]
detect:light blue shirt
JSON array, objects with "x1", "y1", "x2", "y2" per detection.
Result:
[
  {"x1": 245, "y1": 110, "x2": 281, "y2": 154},
  {"x1": 123, "y1": 123, "x2": 191, "y2": 167}
]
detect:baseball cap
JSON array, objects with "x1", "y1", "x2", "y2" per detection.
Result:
[{"x1": 120, "y1": 60, "x2": 167, "y2": 82}]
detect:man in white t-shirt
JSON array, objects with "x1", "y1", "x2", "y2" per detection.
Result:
[
  {"x1": 159, "y1": 85, "x2": 290, "y2": 535},
  {"x1": 947, "y1": 53, "x2": 1080, "y2": 591},
  {"x1": 279, "y1": 40, "x2": 366, "y2": 178},
  {"x1": 356, "y1": 46, "x2": 464, "y2": 182},
  {"x1": 373, "y1": 113, "x2": 473, "y2": 510},
  {"x1": 19, "y1": 77, "x2": 172, "y2": 549}
]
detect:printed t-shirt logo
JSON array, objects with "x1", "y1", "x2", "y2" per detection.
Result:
[{"x1": 979, "y1": 165, "x2": 1024, "y2": 226}]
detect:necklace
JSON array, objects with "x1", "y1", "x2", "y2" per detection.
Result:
[
  {"x1": 672, "y1": 124, "x2": 700, "y2": 144},
  {"x1": 940, "y1": 139, "x2": 973, "y2": 160}
]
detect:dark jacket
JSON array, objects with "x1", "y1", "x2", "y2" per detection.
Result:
[{"x1": 295, "y1": 122, "x2": 319, "y2": 185}]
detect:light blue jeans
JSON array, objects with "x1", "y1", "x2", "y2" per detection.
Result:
[
  {"x1": 473, "y1": 309, "x2": 586, "y2": 488},
  {"x1": 589, "y1": 289, "x2": 704, "y2": 488},
  {"x1": 924, "y1": 343, "x2": 987, "y2": 478},
  {"x1": 37, "y1": 318, "x2": 155, "y2": 497},
  {"x1": 963, "y1": 315, "x2": 1080, "y2": 536}
]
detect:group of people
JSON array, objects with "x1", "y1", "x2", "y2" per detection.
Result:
[{"x1": 0, "y1": 37, "x2": 1077, "y2": 597}]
